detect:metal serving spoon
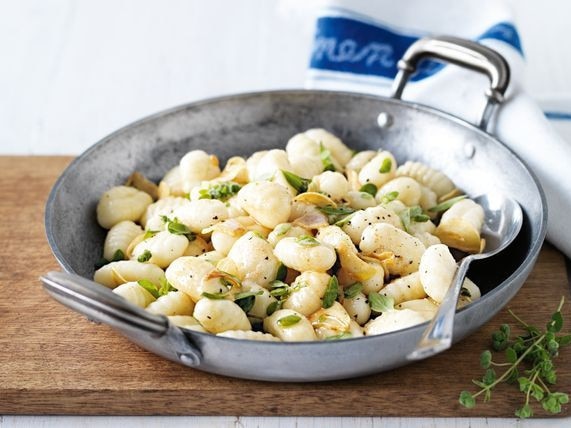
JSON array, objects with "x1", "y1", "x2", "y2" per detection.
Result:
[{"x1": 407, "y1": 193, "x2": 523, "y2": 360}]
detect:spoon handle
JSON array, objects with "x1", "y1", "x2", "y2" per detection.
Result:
[{"x1": 407, "y1": 256, "x2": 473, "y2": 360}]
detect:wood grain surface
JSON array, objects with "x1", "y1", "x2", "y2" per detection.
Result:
[{"x1": 0, "y1": 156, "x2": 569, "y2": 417}]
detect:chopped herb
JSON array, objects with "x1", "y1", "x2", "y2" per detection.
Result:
[
  {"x1": 274, "y1": 223, "x2": 292, "y2": 237},
  {"x1": 163, "y1": 216, "x2": 196, "y2": 241},
  {"x1": 325, "y1": 332, "x2": 353, "y2": 341},
  {"x1": 428, "y1": 195, "x2": 467, "y2": 213},
  {"x1": 379, "y1": 158, "x2": 392, "y2": 173},
  {"x1": 137, "y1": 249, "x2": 152, "y2": 263},
  {"x1": 344, "y1": 282, "x2": 363, "y2": 299},
  {"x1": 359, "y1": 183, "x2": 378, "y2": 196},
  {"x1": 380, "y1": 191, "x2": 399, "y2": 204},
  {"x1": 369, "y1": 292, "x2": 394, "y2": 313},
  {"x1": 158, "y1": 277, "x2": 176, "y2": 296},
  {"x1": 399, "y1": 206, "x2": 430, "y2": 232},
  {"x1": 93, "y1": 249, "x2": 125, "y2": 269},
  {"x1": 318, "y1": 205, "x2": 356, "y2": 224},
  {"x1": 296, "y1": 235, "x2": 320, "y2": 247},
  {"x1": 275, "y1": 263, "x2": 288, "y2": 282},
  {"x1": 322, "y1": 275, "x2": 339, "y2": 309},
  {"x1": 234, "y1": 291, "x2": 263, "y2": 313},
  {"x1": 137, "y1": 279, "x2": 160, "y2": 299},
  {"x1": 334, "y1": 212, "x2": 356, "y2": 228},
  {"x1": 198, "y1": 181, "x2": 241, "y2": 201},
  {"x1": 266, "y1": 301, "x2": 279, "y2": 316},
  {"x1": 281, "y1": 170, "x2": 310, "y2": 193},
  {"x1": 202, "y1": 291, "x2": 229, "y2": 299},
  {"x1": 320, "y1": 142, "x2": 336, "y2": 172},
  {"x1": 277, "y1": 314, "x2": 301, "y2": 327},
  {"x1": 142, "y1": 229, "x2": 159, "y2": 240}
]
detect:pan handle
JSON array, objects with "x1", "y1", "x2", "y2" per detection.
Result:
[
  {"x1": 390, "y1": 35, "x2": 510, "y2": 131},
  {"x1": 41, "y1": 271, "x2": 202, "y2": 367}
]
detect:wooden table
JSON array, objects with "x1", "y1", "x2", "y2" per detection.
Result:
[{"x1": 1, "y1": 156, "x2": 570, "y2": 419}]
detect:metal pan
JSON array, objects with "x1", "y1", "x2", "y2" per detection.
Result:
[{"x1": 43, "y1": 36, "x2": 547, "y2": 381}]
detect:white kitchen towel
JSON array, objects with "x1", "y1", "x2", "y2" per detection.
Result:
[{"x1": 305, "y1": 0, "x2": 571, "y2": 258}]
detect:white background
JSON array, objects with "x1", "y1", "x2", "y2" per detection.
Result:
[
  {"x1": 1, "y1": 0, "x2": 570, "y2": 155},
  {"x1": 1, "y1": 0, "x2": 570, "y2": 427}
]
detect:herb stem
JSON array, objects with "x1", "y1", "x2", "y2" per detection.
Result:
[
  {"x1": 474, "y1": 334, "x2": 546, "y2": 398},
  {"x1": 537, "y1": 376, "x2": 552, "y2": 394},
  {"x1": 508, "y1": 309, "x2": 530, "y2": 328}
]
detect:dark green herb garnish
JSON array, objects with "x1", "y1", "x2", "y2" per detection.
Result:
[
  {"x1": 162, "y1": 216, "x2": 196, "y2": 241},
  {"x1": 428, "y1": 195, "x2": 467, "y2": 213},
  {"x1": 318, "y1": 205, "x2": 356, "y2": 224},
  {"x1": 198, "y1": 182, "x2": 241, "y2": 201},
  {"x1": 137, "y1": 249, "x2": 152, "y2": 263},
  {"x1": 459, "y1": 297, "x2": 570, "y2": 418},
  {"x1": 281, "y1": 170, "x2": 310, "y2": 194},
  {"x1": 359, "y1": 183, "x2": 378, "y2": 196},
  {"x1": 322, "y1": 276, "x2": 339, "y2": 309},
  {"x1": 94, "y1": 249, "x2": 124, "y2": 269},
  {"x1": 344, "y1": 282, "x2": 363, "y2": 299},
  {"x1": 201, "y1": 291, "x2": 229, "y2": 300}
]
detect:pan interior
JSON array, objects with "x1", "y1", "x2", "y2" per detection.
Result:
[{"x1": 46, "y1": 90, "x2": 544, "y2": 300}]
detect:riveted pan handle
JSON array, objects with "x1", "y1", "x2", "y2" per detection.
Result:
[
  {"x1": 390, "y1": 35, "x2": 510, "y2": 131},
  {"x1": 41, "y1": 271, "x2": 202, "y2": 367}
]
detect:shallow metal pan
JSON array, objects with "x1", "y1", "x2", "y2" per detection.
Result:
[{"x1": 43, "y1": 36, "x2": 547, "y2": 381}]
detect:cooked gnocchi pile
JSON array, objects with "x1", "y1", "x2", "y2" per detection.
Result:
[{"x1": 93, "y1": 128, "x2": 485, "y2": 342}]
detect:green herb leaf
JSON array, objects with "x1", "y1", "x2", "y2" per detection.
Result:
[
  {"x1": 235, "y1": 295, "x2": 256, "y2": 313},
  {"x1": 359, "y1": 183, "x2": 378, "y2": 196},
  {"x1": 344, "y1": 282, "x2": 363, "y2": 299},
  {"x1": 334, "y1": 212, "x2": 355, "y2": 227},
  {"x1": 480, "y1": 350, "x2": 492, "y2": 369},
  {"x1": 137, "y1": 279, "x2": 160, "y2": 299},
  {"x1": 461, "y1": 296, "x2": 570, "y2": 418},
  {"x1": 459, "y1": 391, "x2": 476, "y2": 408},
  {"x1": 201, "y1": 291, "x2": 229, "y2": 300},
  {"x1": 505, "y1": 347, "x2": 517, "y2": 364},
  {"x1": 158, "y1": 277, "x2": 176, "y2": 296},
  {"x1": 168, "y1": 220, "x2": 195, "y2": 240},
  {"x1": 515, "y1": 403, "x2": 533, "y2": 419},
  {"x1": 319, "y1": 142, "x2": 336, "y2": 172},
  {"x1": 198, "y1": 181, "x2": 241, "y2": 201},
  {"x1": 379, "y1": 158, "x2": 392, "y2": 173},
  {"x1": 379, "y1": 191, "x2": 399, "y2": 204},
  {"x1": 322, "y1": 275, "x2": 339, "y2": 309},
  {"x1": 295, "y1": 235, "x2": 320, "y2": 247},
  {"x1": 547, "y1": 311, "x2": 563, "y2": 333},
  {"x1": 281, "y1": 170, "x2": 310, "y2": 193},
  {"x1": 428, "y1": 195, "x2": 467, "y2": 213},
  {"x1": 398, "y1": 206, "x2": 430, "y2": 232},
  {"x1": 142, "y1": 229, "x2": 159, "y2": 240},
  {"x1": 318, "y1": 205, "x2": 356, "y2": 224},
  {"x1": 266, "y1": 301, "x2": 279, "y2": 316},
  {"x1": 94, "y1": 248, "x2": 125, "y2": 270},
  {"x1": 275, "y1": 263, "x2": 288, "y2": 281},
  {"x1": 368, "y1": 292, "x2": 394, "y2": 313},
  {"x1": 324, "y1": 332, "x2": 352, "y2": 341},
  {"x1": 277, "y1": 314, "x2": 301, "y2": 327},
  {"x1": 137, "y1": 249, "x2": 152, "y2": 263}
]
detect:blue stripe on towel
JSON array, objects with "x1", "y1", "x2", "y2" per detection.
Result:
[
  {"x1": 545, "y1": 111, "x2": 571, "y2": 121},
  {"x1": 309, "y1": 14, "x2": 522, "y2": 80}
]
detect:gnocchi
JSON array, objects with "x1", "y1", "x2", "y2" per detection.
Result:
[{"x1": 93, "y1": 129, "x2": 485, "y2": 342}]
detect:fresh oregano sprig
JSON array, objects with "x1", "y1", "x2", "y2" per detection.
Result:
[{"x1": 459, "y1": 296, "x2": 570, "y2": 418}]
